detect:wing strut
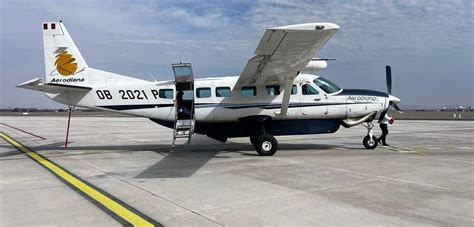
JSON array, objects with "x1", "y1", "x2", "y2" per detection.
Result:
[{"x1": 277, "y1": 73, "x2": 297, "y2": 116}]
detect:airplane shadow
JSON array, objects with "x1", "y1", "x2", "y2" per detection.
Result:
[
  {"x1": 134, "y1": 142, "x2": 338, "y2": 179},
  {"x1": 0, "y1": 141, "x2": 66, "y2": 158},
  {"x1": 0, "y1": 149, "x2": 22, "y2": 158},
  {"x1": 1, "y1": 139, "x2": 348, "y2": 179}
]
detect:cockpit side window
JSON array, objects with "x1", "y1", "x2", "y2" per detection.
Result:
[
  {"x1": 302, "y1": 84, "x2": 319, "y2": 95},
  {"x1": 314, "y1": 77, "x2": 341, "y2": 94}
]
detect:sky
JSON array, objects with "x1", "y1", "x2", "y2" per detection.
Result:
[{"x1": 0, "y1": 0, "x2": 473, "y2": 109}]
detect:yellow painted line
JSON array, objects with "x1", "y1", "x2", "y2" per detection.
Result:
[{"x1": 0, "y1": 132, "x2": 159, "y2": 227}]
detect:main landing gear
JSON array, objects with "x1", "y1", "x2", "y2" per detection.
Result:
[
  {"x1": 250, "y1": 134, "x2": 278, "y2": 156},
  {"x1": 362, "y1": 122, "x2": 378, "y2": 149},
  {"x1": 241, "y1": 116, "x2": 279, "y2": 156}
]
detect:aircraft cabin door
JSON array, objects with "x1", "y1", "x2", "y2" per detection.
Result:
[
  {"x1": 171, "y1": 63, "x2": 195, "y2": 145},
  {"x1": 300, "y1": 82, "x2": 328, "y2": 118}
]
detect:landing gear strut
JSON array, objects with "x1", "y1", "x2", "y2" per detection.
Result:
[
  {"x1": 362, "y1": 122, "x2": 378, "y2": 149},
  {"x1": 242, "y1": 116, "x2": 278, "y2": 156}
]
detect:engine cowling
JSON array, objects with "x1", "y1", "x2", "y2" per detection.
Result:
[{"x1": 303, "y1": 59, "x2": 327, "y2": 71}]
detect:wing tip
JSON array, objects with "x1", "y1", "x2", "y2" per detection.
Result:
[{"x1": 271, "y1": 22, "x2": 339, "y2": 30}]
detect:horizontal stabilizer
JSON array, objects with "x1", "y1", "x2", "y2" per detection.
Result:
[{"x1": 17, "y1": 78, "x2": 92, "y2": 94}]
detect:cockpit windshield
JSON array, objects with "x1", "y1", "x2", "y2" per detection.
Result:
[{"x1": 314, "y1": 77, "x2": 342, "y2": 94}]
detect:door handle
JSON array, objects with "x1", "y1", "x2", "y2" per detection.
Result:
[{"x1": 314, "y1": 98, "x2": 321, "y2": 101}]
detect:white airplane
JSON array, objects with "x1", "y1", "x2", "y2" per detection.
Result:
[{"x1": 18, "y1": 21, "x2": 402, "y2": 156}]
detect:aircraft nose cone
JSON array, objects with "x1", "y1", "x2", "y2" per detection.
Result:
[{"x1": 389, "y1": 95, "x2": 401, "y2": 103}]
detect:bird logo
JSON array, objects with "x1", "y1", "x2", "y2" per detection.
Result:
[{"x1": 54, "y1": 47, "x2": 77, "y2": 76}]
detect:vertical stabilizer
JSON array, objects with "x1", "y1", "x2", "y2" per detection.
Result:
[{"x1": 42, "y1": 21, "x2": 89, "y2": 85}]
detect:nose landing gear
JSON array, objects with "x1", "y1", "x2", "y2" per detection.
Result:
[{"x1": 362, "y1": 122, "x2": 378, "y2": 149}]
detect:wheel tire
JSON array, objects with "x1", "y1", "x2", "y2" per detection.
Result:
[
  {"x1": 363, "y1": 135, "x2": 378, "y2": 149},
  {"x1": 255, "y1": 134, "x2": 278, "y2": 156},
  {"x1": 250, "y1": 136, "x2": 258, "y2": 146}
]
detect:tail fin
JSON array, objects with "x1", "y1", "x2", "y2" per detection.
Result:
[{"x1": 42, "y1": 21, "x2": 89, "y2": 85}]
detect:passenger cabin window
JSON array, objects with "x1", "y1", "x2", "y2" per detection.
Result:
[
  {"x1": 216, "y1": 87, "x2": 231, "y2": 97},
  {"x1": 266, "y1": 85, "x2": 280, "y2": 96},
  {"x1": 241, "y1": 86, "x2": 257, "y2": 97},
  {"x1": 302, "y1": 84, "x2": 319, "y2": 95},
  {"x1": 196, "y1": 87, "x2": 211, "y2": 98},
  {"x1": 291, "y1": 85, "x2": 297, "y2": 95},
  {"x1": 159, "y1": 89, "x2": 174, "y2": 99}
]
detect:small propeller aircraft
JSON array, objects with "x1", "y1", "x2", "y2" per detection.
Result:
[{"x1": 18, "y1": 21, "x2": 401, "y2": 156}]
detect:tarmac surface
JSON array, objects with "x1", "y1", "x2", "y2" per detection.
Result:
[{"x1": 1, "y1": 116, "x2": 473, "y2": 226}]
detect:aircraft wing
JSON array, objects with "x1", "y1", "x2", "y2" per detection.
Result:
[
  {"x1": 235, "y1": 22, "x2": 339, "y2": 116},
  {"x1": 17, "y1": 78, "x2": 92, "y2": 94},
  {"x1": 235, "y1": 22, "x2": 339, "y2": 87}
]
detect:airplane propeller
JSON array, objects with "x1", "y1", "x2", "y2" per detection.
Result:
[
  {"x1": 385, "y1": 65, "x2": 403, "y2": 113},
  {"x1": 386, "y1": 65, "x2": 392, "y2": 95}
]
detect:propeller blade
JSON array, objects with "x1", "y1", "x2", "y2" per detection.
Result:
[
  {"x1": 386, "y1": 65, "x2": 392, "y2": 95},
  {"x1": 392, "y1": 102, "x2": 403, "y2": 113}
]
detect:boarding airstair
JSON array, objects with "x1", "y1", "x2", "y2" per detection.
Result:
[{"x1": 171, "y1": 63, "x2": 195, "y2": 145}]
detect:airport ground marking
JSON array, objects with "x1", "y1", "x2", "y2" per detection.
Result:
[
  {"x1": 0, "y1": 123, "x2": 47, "y2": 140},
  {"x1": 380, "y1": 145, "x2": 419, "y2": 153},
  {"x1": 0, "y1": 132, "x2": 161, "y2": 227}
]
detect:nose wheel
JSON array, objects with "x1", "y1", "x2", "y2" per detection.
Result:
[
  {"x1": 362, "y1": 122, "x2": 378, "y2": 149},
  {"x1": 363, "y1": 135, "x2": 378, "y2": 149}
]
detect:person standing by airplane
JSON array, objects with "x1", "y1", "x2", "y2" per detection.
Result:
[
  {"x1": 377, "y1": 109, "x2": 394, "y2": 146},
  {"x1": 176, "y1": 90, "x2": 192, "y2": 119}
]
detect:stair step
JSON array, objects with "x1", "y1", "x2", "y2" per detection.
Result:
[
  {"x1": 176, "y1": 120, "x2": 193, "y2": 124},
  {"x1": 175, "y1": 130, "x2": 190, "y2": 134}
]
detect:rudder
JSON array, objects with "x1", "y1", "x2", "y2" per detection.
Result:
[{"x1": 42, "y1": 21, "x2": 89, "y2": 85}]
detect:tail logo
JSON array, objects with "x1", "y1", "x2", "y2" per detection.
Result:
[{"x1": 54, "y1": 48, "x2": 77, "y2": 76}]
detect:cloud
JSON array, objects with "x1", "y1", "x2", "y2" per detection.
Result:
[
  {"x1": 159, "y1": 7, "x2": 228, "y2": 28},
  {"x1": 106, "y1": 38, "x2": 254, "y2": 50},
  {"x1": 244, "y1": 0, "x2": 473, "y2": 54},
  {"x1": 0, "y1": 0, "x2": 472, "y2": 108}
]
